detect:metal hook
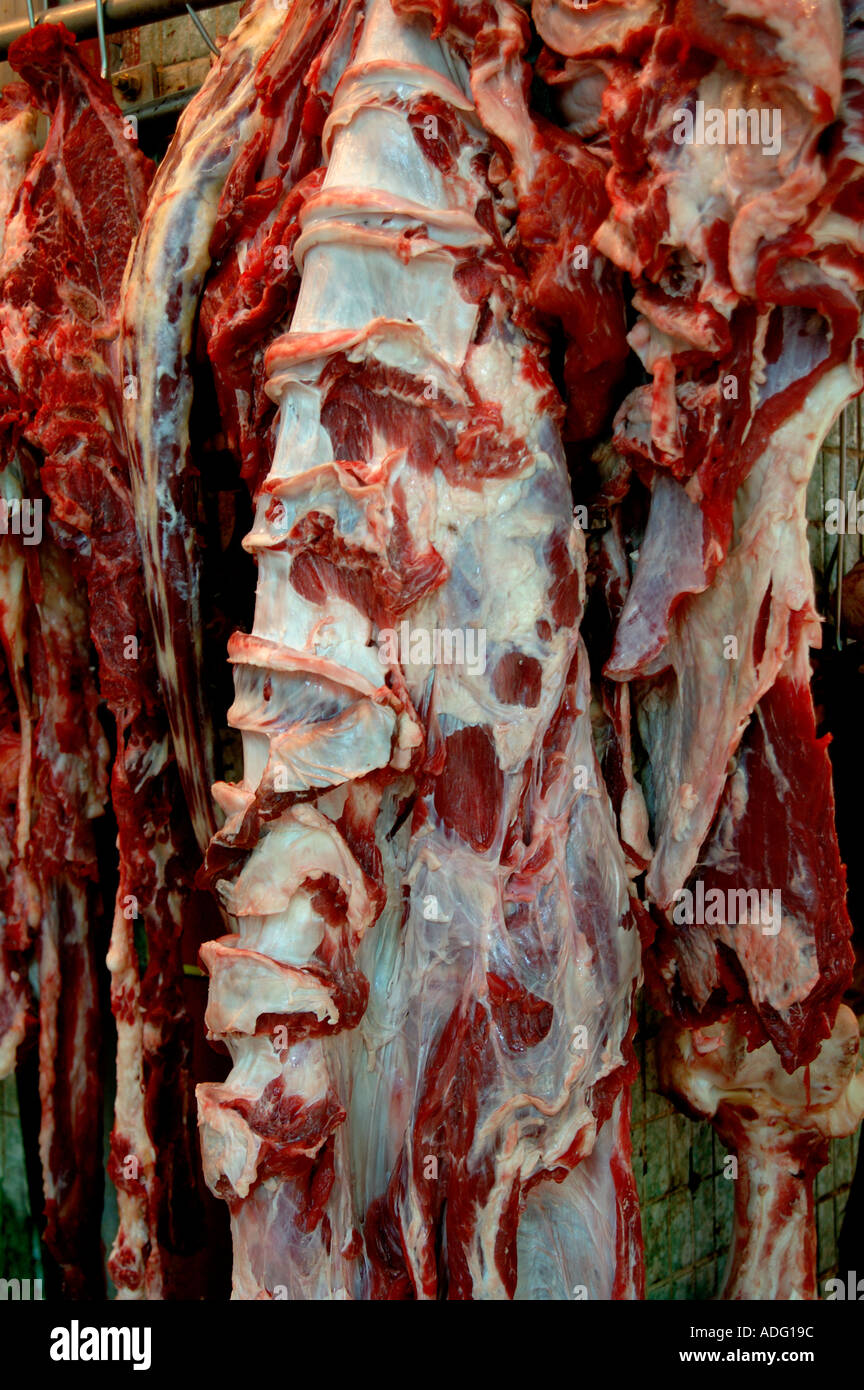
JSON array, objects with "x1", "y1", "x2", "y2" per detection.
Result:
[
  {"x1": 186, "y1": 4, "x2": 219, "y2": 56},
  {"x1": 95, "y1": 0, "x2": 109, "y2": 78},
  {"x1": 25, "y1": 0, "x2": 35, "y2": 28}
]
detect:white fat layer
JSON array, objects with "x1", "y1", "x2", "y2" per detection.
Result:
[{"x1": 0, "y1": 104, "x2": 37, "y2": 259}]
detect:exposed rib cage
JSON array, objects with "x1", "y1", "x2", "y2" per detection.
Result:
[
  {"x1": 197, "y1": 0, "x2": 641, "y2": 1299},
  {"x1": 120, "y1": 0, "x2": 296, "y2": 854}
]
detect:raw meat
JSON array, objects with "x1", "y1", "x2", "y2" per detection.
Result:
[
  {"x1": 399, "y1": 0, "x2": 630, "y2": 442},
  {"x1": 538, "y1": 0, "x2": 864, "y2": 908},
  {"x1": 647, "y1": 634, "x2": 855, "y2": 1072},
  {"x1": 0, "y1": 23, "x2": 224, "y2": 1299},
  {"x1": 0, "y1": 61, "x2": 109, "y2": 1297},
  {"x1": 593, "y1": 513, "x2": 653, "y2": 877},
  {"x1": 0, "y1": 85, "x2": 38, "y2": 1081},
  {"x1": 536, "y1": 0, "x2": 861, "y2": 1055},
  {"x1": 198, "y1": 2, "x2": 347, "y2": 495},
  {"x1": 194, "y1": 0, "x2": 642, "y2": 1299},
  {"x1": 120, "y1": 0, "x2": 331, "y2": 854},
  {"x1": 0, "y1": 0, "x2": 858, "y2": 1307},
  {"x1": 611, "y1": 354, "x2": 861, "y2": 915},
  {"x1": 660, "y1": 1006, "x2": 864, "y2": 1299},
  {"x1": 30, "y1": 539, "x2": 107, "y2": 1299},
  {"x1": 537, "y1": 0, "x2": 864, "y2": 1289},
  {"x1": 0, "y1": 448, "x2": 108, "y2": 1297}
]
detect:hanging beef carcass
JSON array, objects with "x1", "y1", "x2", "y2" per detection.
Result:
[
  {"x1": 121, "y1": 0, "x2": 644, "y2": 1299},
  {"x1": 535, "y1": 0, "x2": 864, "y2": 1056},
  {"x1": 0, "y1": 23, "x2": 226, "y2": 1299},
  {"x1": 0, "y1": 81, "x2": 39, "y2": 1084},
  {"x1": 534, "y1": 0, "x2": 864, "y2": 1297}
]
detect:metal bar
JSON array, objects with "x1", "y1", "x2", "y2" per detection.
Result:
[
  {"x1": 185, "y1": 1, "x2": 218, "y2": 54},
  {"x1": 95, "y1": 0, "x2": 108, "y2": 77},
  {"x1": 0, "y1": 0, "x2": 219, "y2": 61},
  {"x1": 125, "y1": 82, "x2": 198, "y2": 121}
]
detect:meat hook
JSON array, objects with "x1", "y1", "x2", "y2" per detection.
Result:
[
  {"x1": 185, "y1": 4, "x2": 219, "y2": 55},
  {"x1": 95, "y1": 0, "x2": 109, "y2": 77}
]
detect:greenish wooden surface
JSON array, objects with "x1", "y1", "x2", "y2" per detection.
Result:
[{"x1": 0, "y1": 1074, "x2": 42, "y2": 1282}]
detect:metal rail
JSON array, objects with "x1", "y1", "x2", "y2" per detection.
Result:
[
  {"x1": 0, "y1": 0, "x2": 219, "y2": 61},
  {"x1": 127, "y1": 82, "x2": 199, "y2": 121}
]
